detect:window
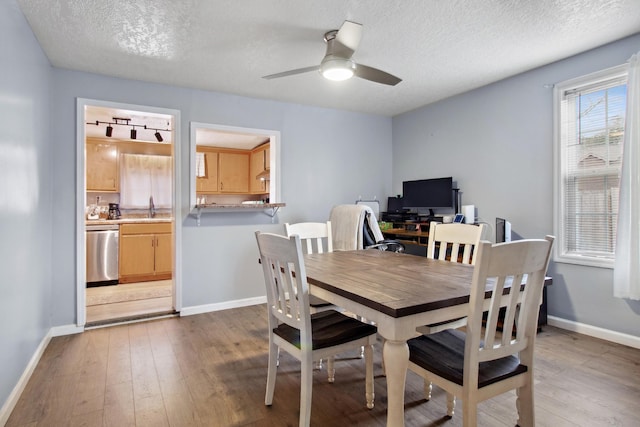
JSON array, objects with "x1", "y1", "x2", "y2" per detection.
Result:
[
  {"x1": 120, "y1": 154, "x2": 172, "y2": 208},
  {"x1": 554, "y1": 65, "x2": 627, "y2": 267}
]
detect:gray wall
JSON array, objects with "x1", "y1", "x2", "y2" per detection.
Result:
[
  {"x1": 392, "y1": 33, "x2": 640, "y2": 337},
  {"x1": 50, "y1": 68, "x2": 392, "y2": 322},
  {"x1": 0, "y1": 0, "x2": 53, "y2": 409}
]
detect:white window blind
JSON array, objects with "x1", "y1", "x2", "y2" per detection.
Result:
[
  {"x1": 120, "y1": 154, "x2": 172, "y2": 209},
  {"x1": 554, "y1": 66, "x2": 627, "y2": 267}
]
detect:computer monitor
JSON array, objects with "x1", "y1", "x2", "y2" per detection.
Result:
[
  {"x1": 402, "y1": 177, "x2": 454, "y2": 216},
  {"x1": 387, "y1": 196, "x2": 406, "y2": 213},
  {"x1": 496, "y1": 217, "x2": 512, "y2": 243}
]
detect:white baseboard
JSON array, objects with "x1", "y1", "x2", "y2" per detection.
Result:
[
  {"x1": 50, "y1": 323, "x2": 84, "y2": 337},
  {"x1": 0, "y1": 330, "x2": 52, "y2": 426},
  {"x1": 180, "y1": 296, "x2": 266, "y2": 317},
  {"x1": 547, "y1": 316, "x2": 640, "y2": 349}
]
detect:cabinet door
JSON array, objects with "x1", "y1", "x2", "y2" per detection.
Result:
[
  {"x1": 196, "y1": 151, "x2": 219, "y2": 194},
  {"x1": 86, "y1": 143, "x2": 118, "y2": 191},
  {"x1": 219, "y1": 152, "x2": 249, "y2": 193},
  {"x1": 154, "y1": 233, "x2": 173, "y2": 275},
  {"x1": 249, "y1": 147, "x2": 267, "y2": 193},
  {"x1": 119, "y1": 234, "x2": 155, "y2": 277}
]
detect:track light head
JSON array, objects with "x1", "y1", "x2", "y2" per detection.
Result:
[
  {"x1": 154, "y1": 131, "x2": 163, "y2": 142},
  {"x1": 130, "y1": 128, "x2": 137, "y2": 139},
  {"x1": 105, "y1": 125, "x2": 113, "y2": 137}
]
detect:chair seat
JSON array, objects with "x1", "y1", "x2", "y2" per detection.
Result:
[
  {"x1": 408, "y1": 329, "x2": 527, "y2": 388},
  {"x1": 309, "y1": 294, "x2": 333, "y2": 308},
  {"x1": 274, "y1": 310, "x2": 377, "y2": 350}
]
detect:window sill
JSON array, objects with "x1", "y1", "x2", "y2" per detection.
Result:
[{"x1": 554, "y1": 254, "x2": 614, "y2": 269}]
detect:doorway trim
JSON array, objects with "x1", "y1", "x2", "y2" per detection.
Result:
[{"x1": 76, "y1": 98, "x2": 182, "y2": 327}]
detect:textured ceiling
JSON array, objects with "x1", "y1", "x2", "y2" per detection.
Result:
[{"x1": 17, "y1": 0, "x2": 640, "y2": 117}]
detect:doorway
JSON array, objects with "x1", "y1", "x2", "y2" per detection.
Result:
[{"x1": 76, "y1": 99, "x2": 182, "y2": 327}]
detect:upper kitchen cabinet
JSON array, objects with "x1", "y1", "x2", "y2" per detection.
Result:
[
  {"x1": 195, "y1": 148, "x2": 250, "y2": 194},
  {"x1": 196, "y1": 149, "x2": 219, "y2": 193},
  {"x1": 219, "y1": 151, "x2": 249, "y2": 193},
  {"x1": 86, "y1": 139, "x2": 119, "y2": 191},
  {"x1": 191, "y1": 122, "x2": 281, "y2": 208},
  {"x1": 250, "y1": 143, "x2": 270, "y2": 194}
]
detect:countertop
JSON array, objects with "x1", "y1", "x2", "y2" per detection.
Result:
[
  {"x1": 86, "y1": 217, "x2": 173, "y2": 226},
  {"x1": 193, "y1": 202, "x2": 285, "y2": 210}
]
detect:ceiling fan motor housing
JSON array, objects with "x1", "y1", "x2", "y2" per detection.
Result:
[{"x1": 320, "y1": 56, "x2": 356, "y2": 81}]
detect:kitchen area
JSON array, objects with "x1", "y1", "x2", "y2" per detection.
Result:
[
  {"x1": 84, "y1": 106, "x2": 176, "y2": 325},
  {"x1": 83, "y1": 107, "x2": 278, "y2": 326}
]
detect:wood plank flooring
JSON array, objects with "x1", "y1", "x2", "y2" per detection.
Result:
[
  {"x1": 86, "y1": 280, "x2": 174, "y2": 325},
  {"x1": 7, "y1": 305, "x2": 640, "y2": 426}
]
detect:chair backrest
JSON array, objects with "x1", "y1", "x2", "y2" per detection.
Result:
[
  {"x1": 329, "y1": 204, "x2": 384, "y2": 251},
  {"x1": 285, "y1": 221, "x2": 333, "y2": 254},
  {"x1": 255, "y1": 232, "x2": 312, "y2": 340},
  {"x1": 426, "y1": 222, "x2": 487, "y2": 265},
  {"x1": 464, "y1": 236, "x2": 554, "y2": 381}
]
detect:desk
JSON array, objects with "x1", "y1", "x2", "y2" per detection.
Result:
[{"x1": 304, "y1": 249, "x2": 549, "y2": 427}]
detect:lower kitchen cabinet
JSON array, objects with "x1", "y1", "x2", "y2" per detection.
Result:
[{"x1": 119, "y1": 222, "x2": 172, "y2": 283}]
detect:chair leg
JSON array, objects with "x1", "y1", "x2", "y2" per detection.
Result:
[
  {"x1": 300, "y1": 354, "x2": 313, "y2": 427},
  {"x1": 461, "y1": 397, "x2": 476, "y2": 427},
  {"x1": 315, "y1": 358, "x2": 323, "y2": 370},
  {"x1": 326, "y1": 356, "x2": 335, "y2": 383},
  {"x1": 364, "y1": 344, "x2": 375, "y2": 409},
  {"x1": 516, "y1": 378, "x2": 535, "y2": 427},
  {"x1": 265, "y1": 340, "x2": 278, "y2": 406},
  {"x1": 446, "y1": 392, "x2": 455, "y2": 418},
  {"x1": 423, "y1": 380, "x2": 432, "y2": 401}
]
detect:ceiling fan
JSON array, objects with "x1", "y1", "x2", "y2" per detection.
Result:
[{"x1": 262, "y1": 20, "x2": 401, "y2": 86}]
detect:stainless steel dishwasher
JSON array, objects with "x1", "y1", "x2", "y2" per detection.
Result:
[{"x1": 86, "y1": 224, "x2": 119, "y2": 286}]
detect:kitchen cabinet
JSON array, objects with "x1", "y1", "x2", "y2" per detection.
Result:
[
  {"x1": 119, "y1": 222, "x2": 172, "y2": 283},
  {"x1": 196, "y1": 151, "x2": 219, "y2": 193},
  {"x1": 86, "y1": 140, "x2": 119, "y2": 191},
  {"x1": 196, "y1": 148, "x2": 249, "y2": 194},
  {"x1": 249, "y1": 143, "x2": 269, "y2": 194},
  {"x1": 219, "y1": 152, "x2": 249, "y2": 193}
]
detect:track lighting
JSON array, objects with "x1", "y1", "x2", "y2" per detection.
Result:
[{"x1": 86, "y1": 117, "x2": 171, "y2": 142}]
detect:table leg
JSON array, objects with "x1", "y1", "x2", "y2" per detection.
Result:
[{"x1": 383, "y1": 339, "x2": 409, "y2": 427}]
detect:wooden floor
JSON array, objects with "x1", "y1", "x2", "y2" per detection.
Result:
[
  {"x1": 86, "y1": 280, "x2": 174, "y2": 326},
  {"x1": 7, "y1": 305, "x2": 640, "y2": 427}
]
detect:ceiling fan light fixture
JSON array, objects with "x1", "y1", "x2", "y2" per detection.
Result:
[{"x1": 320, "y1": 58, "x2": 355, "y2": 81}]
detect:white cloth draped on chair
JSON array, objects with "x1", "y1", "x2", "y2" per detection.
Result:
[
  {"x1": 614, "y1": 51, "x2": 640, "y2": 300},
  {"x1": 329, "y1": 204, "x2": 383, "y2": 251}
]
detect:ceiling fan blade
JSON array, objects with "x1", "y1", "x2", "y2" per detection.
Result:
[
  {"x1": 335, "y1": 20, "x2": 362, "y2": 53},
  {"x1": 354, "y1": 64, "x2": 402, "y2": 86},
  {"x1": 262, "y1": 65, "x2": 319, "y2": 80}
]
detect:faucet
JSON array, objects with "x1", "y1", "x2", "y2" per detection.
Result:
[{"x1": 149, "y1": 196, "x2": 156, "y2": 218}]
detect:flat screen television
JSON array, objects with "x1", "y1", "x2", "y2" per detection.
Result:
[
  {"x1": 496, "y1": 217, "x2": 512, "y2": 243},
  {"x1": 402, "y1": 177, "x2": 454, "y2": 215}
]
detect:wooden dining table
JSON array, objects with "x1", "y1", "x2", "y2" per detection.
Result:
[{"x1": 303, "y1": 249, "x2": 536, "y2": 427}]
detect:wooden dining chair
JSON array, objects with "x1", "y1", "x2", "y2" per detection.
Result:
[
  {"x1": 407, "y1": 236, "x2": 554, "y2": 427},
  {"x1": 285, "y1": 222, "x2": 337, "y2": 314},
  {"x1": 255, "y1": 231, "x2": 377, "y2": 427},
  {"x1": 417, "y1": 222, "x2": 487, "y2": 334},
  {"x1": 285, "y1": 221, "x2": 340, "y2": 368}
]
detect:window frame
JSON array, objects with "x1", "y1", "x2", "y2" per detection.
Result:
[{"x1": 553, "y1": 64, "x2": 628, "y2": 268}]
